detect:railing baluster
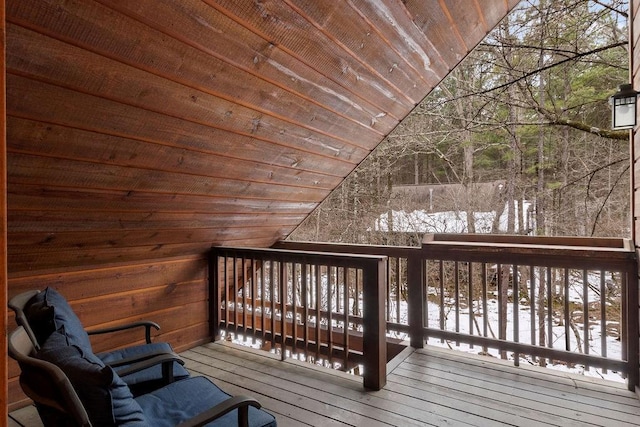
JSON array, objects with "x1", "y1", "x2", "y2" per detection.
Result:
[
  {"x1": 328, "y1": 265, "x2": 334, "y2": 367},
  {"x1": 280, "y1": 260, "x2": 287, "y2": 361},
  {"x1": 233, "y1": 254, "x2": 238, "y2": 337},
  {"x1": 224, "y1": 255, "x2": 229, "y2": 334},
  {"x1": 439, "y1": 260, "x2": 444, "y2": 343},
  {"x1": 292, "y1": 263, "x2": 299, "y2": 359},
  {"x1": 270, "y1": 260, "x2": 276, "y2": 351},
  {"x1": 251, "y1": 258, "x2": 257, "y2": 343},
  {"x1": 423, "y1": 259, "x2": 428, "y2": 330},
  {"x1": 315, "y1": 264, "x2": 321, "y2": 364},
  {"x1": 497, "y1": 263, "x2": 504, "y2": 349},
  {"x1": 260, "y1": 258, "x2": 266, "y2": 344},
  {"x1": 600, "y1": 271, "x2": 607, "y2": 373},
  {"x1": 241, "y1": 255, "x2": 247, "y2": 342},
  {"x1": 356, "y1": 268, "x2": 361, "y2": 317},
  {"x1": 302, "y1": 263, "x2": 309, "y2": 362},
  {"x1": 583, "y1": 269, "x2": 589, "y2": 368},
  {"x1": 386, "y1": 258, "x2": 391, "y2": 322},
  {"x1": 468, "y1": 262, "x2": 473, "y2": 349},
  {"x1": 482, "y1": 263, "x2": 488, "y2": 354},
  {"x1": 408, "y1": 254, "x2": 424, "y2": 349},
  {"x1": 454, "y1": 261, "x2": 460, "y2": 346},
  {"x1": 396, "y1": 257, "x2": 401, "y2": 325},
  {"x1": 513, "y1": 264, "x2": 519, "y2": 367},
  {"x1": 546, "y1": 267, "x2": 553, "y2": 365},
  {"x1": 564, "y1": 268, "x2": 570, "y2": 351},
  {"x1": 422, "y1": 259, "x2": 435, "y2": 332},
  {"x1": 530, "y1": 265, "x2": 536, "y2": 352},
  {"x1": 343, "y1": 266, "x2": 349, "y2": 371}
]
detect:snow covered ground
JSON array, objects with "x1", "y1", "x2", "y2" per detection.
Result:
[
  {"x1": 372, "y1": 203, "x2": 625, "y2": 382},
  {"x1": 375, "y1": 202, "x2": 533, "y2": 234},
  {"x1": 226, "y1": 202, "x2": 626, "y2": 384}
]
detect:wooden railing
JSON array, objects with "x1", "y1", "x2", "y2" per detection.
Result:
[
  {"x1": 209, "y1": 246, "x2": 387, "y2": 389},
  {"x1": 212, "y1": 234, "x2": 638, "y2": 389}
]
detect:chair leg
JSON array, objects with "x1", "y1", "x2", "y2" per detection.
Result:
[{"x1": 238, "y1": 406, "x2": 249, "y2": 427}]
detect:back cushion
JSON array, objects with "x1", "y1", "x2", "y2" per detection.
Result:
[
  {"x1": 36, "y1": 329, "x2": 147, "y2": 426},
  {"x1": 25, "y1": 287, "x2": 92, "y2": 350}
]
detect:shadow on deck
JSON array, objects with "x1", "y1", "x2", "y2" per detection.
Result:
[{"x1": 11, "y1": 342, "x2": 640, "y2": 426}]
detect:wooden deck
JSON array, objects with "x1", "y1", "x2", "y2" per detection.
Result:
[{"x1": 10, "y1": 342, "x2": 640, "y2": 426}]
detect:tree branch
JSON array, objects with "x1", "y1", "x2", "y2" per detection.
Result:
[
  {"x1": 444, "y1": 41, "x2": 627, "y2": 103},
  {"x1": 526, "y1": 85, "x2": 629, "y2": 139}
]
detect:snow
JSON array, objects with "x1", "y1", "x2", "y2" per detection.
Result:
[
  {"x1": 375, "y1": 202, "x2": 533, "y2": 234},
  {"x1": 224, "y1": 202, "x2": 627, "y2": 384}
]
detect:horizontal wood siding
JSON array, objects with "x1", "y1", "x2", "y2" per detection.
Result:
[
  {"x1": 5, "y1": 0, "x2": 514, "y2": 273},
  {"x1": 7, "y1": 255, "x2": 209, "y2": 410},
  {"x1": 4, "y1": 0, "x2": 517, "y2": 413}
]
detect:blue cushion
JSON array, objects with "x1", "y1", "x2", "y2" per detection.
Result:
[
  {"x1": 27, "y1": 288, "x2": 188, "y2": 394},
  {"x1": 136, "y1": 376, "x2": 276, "y2": 427},
  {"x1": 23, "y1": 291, "x2": 54, "y2": 345},
  {"x1": 36, "y1": 329, "x2": 147, "y2": 426},
  {"x1": 110, "y1": 370, "x2": 149, "y2": 426},
  {"x1": 26, "y1": 287, "x2": 91, "y2": 351},
  {"x1": 98, "y1": 342, "x2": 189, "y2": 387}
]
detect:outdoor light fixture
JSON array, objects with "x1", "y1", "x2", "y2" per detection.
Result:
[{"x1": 610, "y1": 83, "x2": 639, "y2": 130}]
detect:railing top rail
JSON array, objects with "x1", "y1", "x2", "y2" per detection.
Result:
[
  {"x1": 211, "y1": 245, "x2": 387, "y2": 268},
  {"x1": 422, "y1": 240, "x2": 634, "y2": 254},
  {"x1": 420, "y1": 240, "x2": 635, "y2": 270},
  {"x1": 273, "y1": 241, "x2": 419, "y2": 257},
  {"x1": 423, "y1": 233, "x2": 632, "y2": 249},
  {"x1": 274, "y1": 237, "x2": 636, "y2": 270}
]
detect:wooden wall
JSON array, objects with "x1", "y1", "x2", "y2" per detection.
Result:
[
  {"x1": 4, "y1": 0, "x2": 519, "y2": 411},
  {"x1": 8, "y1": 255, "x2": 209, "y2": 410},
  {"x1": 4, "y1": 0, "x2": 519, "y2": 272},
  {"x1": 633, "y1": 0, "x2": 640, "y2": 396},
  {"x1": 1, "y1": 0, "x2": 6, "y2": 421}
]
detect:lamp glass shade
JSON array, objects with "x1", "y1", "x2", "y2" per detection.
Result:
[
  {"x1": 612, "y1": 97, "x2": 637, "y2": 129},
  {"x1": 611, "y1": 84, "x2": 638, "y2": 130}
]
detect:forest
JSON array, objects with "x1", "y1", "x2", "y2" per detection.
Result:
[{"x1": 290, "y1": 0, "x2": 631, "y2": 245}]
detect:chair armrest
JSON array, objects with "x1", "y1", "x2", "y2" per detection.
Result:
[
  {"x1": 113, "y1": 352, "x2": 184, "y2": 377},
  {"x1": 105, "y1": 349, "x2": 185, "y2": 369},
  {"x1": 175, "y1": 395, "x2": 262, "y2": 427},
  {"x1": 114, "y1": 352, "x2": 184, "y2": 385},
  {"x1": 86, "y1": 321, "x2": 160, "y2": 344},
  {"x1": 8, "y1": 290, "x2": 42, "y2": 350}
]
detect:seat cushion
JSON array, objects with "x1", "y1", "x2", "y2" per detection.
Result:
[
  {"x1": 36, "y1": 329, "x2": 147, "y2": 426},
  {"x1": 98, "y1": 342, "x2": 190, "y2": 394},
  {"x1": 25, "y1": 287, "x2": 92, "y2": 351},
  {"x1": 136, "y1": 376, "x2": 277, "y2": 427}
]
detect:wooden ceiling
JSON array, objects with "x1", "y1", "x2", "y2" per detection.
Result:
[{"x1": 6, "y1": 0, "x2": 519, "y2": 274}]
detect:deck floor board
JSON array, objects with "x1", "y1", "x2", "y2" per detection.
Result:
[{"x1": 9, "y1": 342, "x2": 640, "y2": 426}]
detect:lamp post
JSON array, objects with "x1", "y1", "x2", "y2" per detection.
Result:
[{"x1": 610, "y1": 83, "x2": 639, "y2": 130}]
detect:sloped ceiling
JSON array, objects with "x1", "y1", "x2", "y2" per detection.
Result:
[{"x1": 6, "y1": 0, "x2": 519, "y2": 273}]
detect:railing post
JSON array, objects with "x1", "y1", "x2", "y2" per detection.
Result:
[
  {"x1": 626, "y1": 259, "x2": 639, "y2": 391},
  {"x1": 407, "y1": 254, "x2": 424, "y2": 349},
  {"x1": 363, "y1": 257, "x2": 387, "y2": 390},
  {"x1": 209, "y1": 250, "x2": 221, "y2": 342}
]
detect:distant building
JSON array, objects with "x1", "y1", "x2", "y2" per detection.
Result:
[{"x1": 390, "y1": 180, "x2": 506, "y2": 213}]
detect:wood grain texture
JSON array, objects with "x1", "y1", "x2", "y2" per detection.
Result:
[
  {"x1": 0, "y1": 0, "x2": 7, "y2": 421},
  {"x1": 7, "y1": 255, "x2": 209, "y2": 409},
  {"x1": 175, "y1": 343, "x2": 640, "y2": 427},
  {"x1": 5, "y1": 0, "x2": 515, "y2": 273},
  {"x1": 5, "y1": 0, "x2": 519, "y2": 410}
]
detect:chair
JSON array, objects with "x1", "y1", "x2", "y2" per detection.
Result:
[
  {"x1": 9, "y1": 288, "x2": 189, "y2": 395},
  {"x1": 9, "y1": 325, "x2": 277, "y2": 426}
]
